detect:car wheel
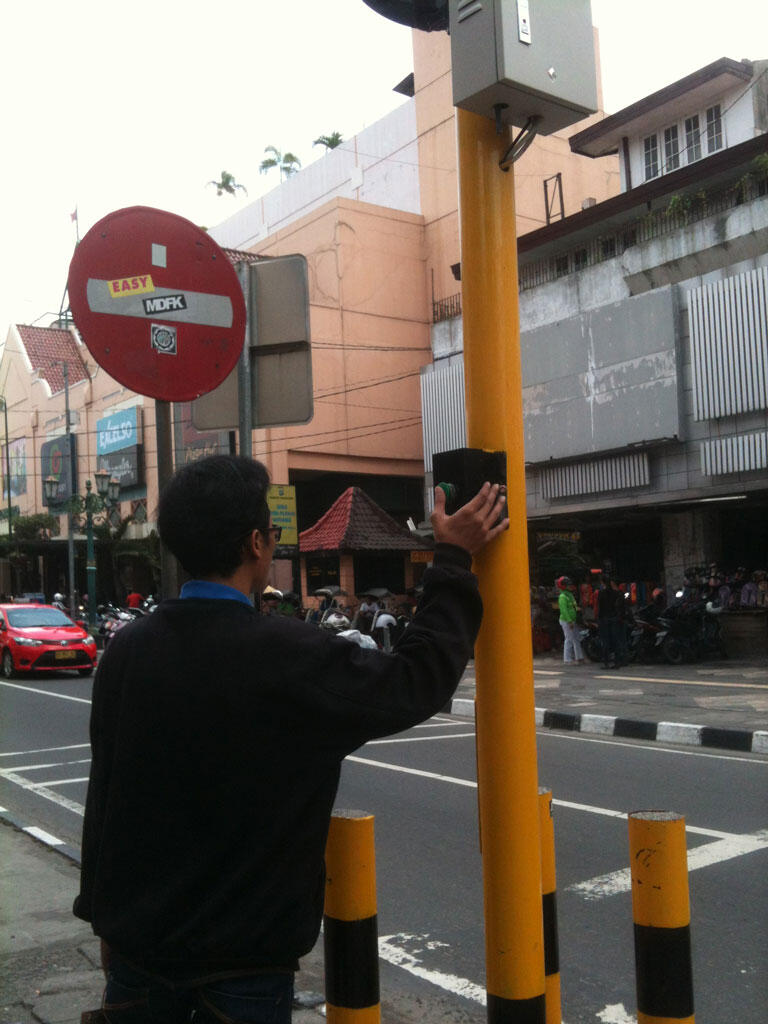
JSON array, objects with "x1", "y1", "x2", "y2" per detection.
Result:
[
  {"x1": 2, "y1": 648, "x2": 16, "y2": 679},
  {"x1": 77, "y1": 666, "x2": 94, "y2": 677}
]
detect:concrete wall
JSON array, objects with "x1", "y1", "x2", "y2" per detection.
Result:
[{"x1": 521, "y1": 287, "x2": 679, "y2": 462}]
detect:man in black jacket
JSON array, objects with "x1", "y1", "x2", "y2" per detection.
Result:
[{"x1": 74, "y1": 454, "x2": 507, "y2": 1023}]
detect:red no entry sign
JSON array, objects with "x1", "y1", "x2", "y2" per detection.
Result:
[{"x1": 68, "y1": 206, "x2": 246, "y2": 402}]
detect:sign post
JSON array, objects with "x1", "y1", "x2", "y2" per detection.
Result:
[{"x1": 69, "y1": 206, "x2": 246, "y2": 599}]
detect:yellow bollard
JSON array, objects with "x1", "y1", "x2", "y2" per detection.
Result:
[
  {"x1": 628, "y1": 811, "x2": 695, "y2": 1024},
  {"x1": 324, "y1": 810, "x2": 380, "y2": 1024},
  {"x1": 538, "y1": 789, "x2": 561, "y2": 1024},
  {"x1": 458, "y1": 106, "x2": 545, "y2": 1022}
]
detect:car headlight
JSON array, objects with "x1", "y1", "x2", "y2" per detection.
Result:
[
  {"x1": 83, "y1": 635, "x2": 96, "y2": 646},
  {"x1": 13, "y1": 636, "x2": 43, "y2": 646}
]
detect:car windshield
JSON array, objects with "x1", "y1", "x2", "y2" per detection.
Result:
[{"x1": 6, "y1": 608, "x2": 75, "y2": 628}]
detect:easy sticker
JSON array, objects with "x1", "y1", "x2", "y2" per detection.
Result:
[{"x1": 108, "y1": 275, "x2": 155, "y2": 297}]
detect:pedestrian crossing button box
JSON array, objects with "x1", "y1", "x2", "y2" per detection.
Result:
[{"x1": 432, "y1": 447, "x2": 506, "y2": 515}]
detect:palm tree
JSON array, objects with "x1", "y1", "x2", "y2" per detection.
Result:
[
  {"x1": 313, "y1": 131, "x2": 343, "y2": 152},
  {"x1": 207, "y1": 171, "x2": 247, "y2": 197},
  {"x1": 259, "y1": 145, "x2": 302, "y2": 181}
]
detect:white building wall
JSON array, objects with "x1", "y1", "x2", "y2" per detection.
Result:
[{"x1": 210, "y1": 102, "x2": 420, "y2": 251}]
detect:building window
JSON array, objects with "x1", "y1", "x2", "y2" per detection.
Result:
[
  {"x1": 573, "y1": 249, "x2": 588, "y2": 271},
  {"x1": 644, "y1": 134, "x2": 659, "y2": 180},
  {"x1": 684, "y1": 115, "x2": 701, "y2": 162},
  {"x1": 131, "y1": 498, "x2": 147, "y2": 524},
  {"x1": 663, "y1": 125, "x2": 680, "y2": 171},
  {"x1": 600, "y1": 237, "x2": 617, "y2": 259},
  {"x1": 553, "y1": 255, "x2": 569, "y2": 278},
  {"x1": 706, "y1": 104, "x2": 723, "y2": 153}
]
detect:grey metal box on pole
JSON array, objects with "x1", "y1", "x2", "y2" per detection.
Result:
[{"x1": 449, "y1": 0, "x2": 597, "y2": 135}]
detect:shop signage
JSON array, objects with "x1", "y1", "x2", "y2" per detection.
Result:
[
  {"x1": 41, "y1": 434, "x2": 77, "y2": 504},
  {"x1": 97, "y1": 407, "x2": 141, "y2": 456},
  {"x1": 410, "y1": 550, "x2": 433, "y2": 563},
  {"x1": 97, "y1": 446, "x2": 143, "y2": 489}
]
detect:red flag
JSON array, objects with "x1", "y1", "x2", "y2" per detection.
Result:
[{"x1": 71, "y1": 208, "x2": 78, "y2": 222}]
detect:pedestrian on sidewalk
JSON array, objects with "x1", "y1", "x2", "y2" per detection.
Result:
[
  {"x1": 73, "y1": 454, "x2": 508, "y2": 1024},
  {"x1": 597, "y1": 573, "x2": 625, "y2": 669},
  {"x1": 557, "y1": 575, "x2": 584, "y2": 664}
]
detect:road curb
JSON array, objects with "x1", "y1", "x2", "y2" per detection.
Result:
[
  {"x1": 450, "y1": 698, "x2": 768, "y2": 754},
  {"x1": 0, "y1": 808, "x2": 81, "y2": 864}
]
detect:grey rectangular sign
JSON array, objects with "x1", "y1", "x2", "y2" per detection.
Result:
[{"x1": 191, "y1": 254, "x2": 313, "y2": 430}]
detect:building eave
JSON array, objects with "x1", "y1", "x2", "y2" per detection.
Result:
[{"x1": 569, "y1": 57, "x2": 754, "y2": 158}]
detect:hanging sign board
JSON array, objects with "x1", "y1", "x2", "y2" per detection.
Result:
[{"x1": 68, "y1": 206, "x2": 246, "y2": 402}]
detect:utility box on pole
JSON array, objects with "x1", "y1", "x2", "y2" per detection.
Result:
[{"x1": 449, "y1": 0, "x2": 597, "y2": 135}]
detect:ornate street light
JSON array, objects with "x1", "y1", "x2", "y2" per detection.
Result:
[{"x1": 44, "y1": 473, "x2": 121, "y2": 627}]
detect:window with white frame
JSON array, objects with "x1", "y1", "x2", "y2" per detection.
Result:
[
  {"x1": 684, "y1": 115, "x2": 701, "y2": 162},
  {"x1": 663, "y1": 125, "x2": 680, "y2": 171},
  {"x1": 644, "y1": 134, "x2": 659, "y2": 180},
  {"x1": 706, "y1": 104, "x2": 723, "y2": 153}
]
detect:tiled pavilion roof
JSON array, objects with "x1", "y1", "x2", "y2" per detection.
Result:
[
  {"x1": 15, "y1": 325, "x2": 89, "y2": 394},
  {"x1": 299, "y1": 487, "x2": 432, "y2": 554}
]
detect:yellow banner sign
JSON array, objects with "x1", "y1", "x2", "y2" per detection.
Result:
[{"x1": 267, "y1": 484, "x2": 298, "y2": 547}]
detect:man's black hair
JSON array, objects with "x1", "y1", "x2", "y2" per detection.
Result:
[{"x1": 158, "y1": 455, "x2": 271, "y2": 578}]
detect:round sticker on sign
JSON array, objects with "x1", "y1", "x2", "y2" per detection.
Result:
[{"x1": 68, "y1": 206, "x2": 246, "y2": 402}]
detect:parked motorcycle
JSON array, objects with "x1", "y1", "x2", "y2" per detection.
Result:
[{"x1": 657, "y1": 599, "x2": 727, "y2": 664}]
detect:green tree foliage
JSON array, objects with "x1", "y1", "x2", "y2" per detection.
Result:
[
  {"x1": 259, "y1": 146, "x2": 301, "y2": 180},
  {"x1": 208, "y1": 170, "x2": 247, "y2": 196},
  {"x1": 313, "y1": 132, "x2": 343, "y2": 151}
]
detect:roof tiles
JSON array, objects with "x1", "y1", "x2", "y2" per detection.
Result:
[
  {"x1": 15, "y1": 325, "x2": 89, "y2": 394},
  {"x1": 300, "y1": 487, "x2": 431, "y2": 554}
]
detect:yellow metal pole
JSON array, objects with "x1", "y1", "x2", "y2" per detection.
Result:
[
  {"x1": 628, "y1": 811, "x2": 695, "y2": 1024},
  {"x1": 457, "y1": 107, "x2": 545, "y2": 1021},
  {"x1": 324, "y1": 810, "x2": 381, "y2": 1024},
  {"x1": 538, "y1": 788, "x2": 561, "y2": 1024}
]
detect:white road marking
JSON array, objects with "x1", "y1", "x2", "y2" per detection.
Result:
[
  {"x1": 28, "y1": 777, "x2": 90, "y2": 789},
  {"x1": 568, "y1": 828, "x2": 768, "y2": 900},
  {"x1": 0, "y1": 759, "x2": 90, "y2": 774},
  {"x1": 378, "y1": 934, "x2": 486, "y2": 1005},
  {"x1": 596, "y1": 1005, "x2": 636, "y2": 1023},
  {"x1": 0, "y1": 768, "x2": 85, "y2": 815},
  {"x1": 0, "y1": 743, "x2": 90, "y2": 758},
  {"x1": 539, "y1": 729, "x2": 767, "y2": 763},
  {"x1": 367, "y1": 733, "x2": 476, "y2": 745},
  {"x1": 348, "y1": 755, "x2": 476, "y2": 788},
  {"x1": 595, "y1": 673, "x2": 762, "y2": 690},
  {"x1": 0, "y1": 680, "x2": 91, "y2": 703}
]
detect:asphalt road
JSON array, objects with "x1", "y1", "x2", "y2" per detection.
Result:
[{"x1": 1, "y1": 669, "x2": 766, "y2": 1023}]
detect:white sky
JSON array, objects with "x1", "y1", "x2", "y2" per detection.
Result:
[{"x1": 1, "y1": 0, "x2": 766, "y2": 338}]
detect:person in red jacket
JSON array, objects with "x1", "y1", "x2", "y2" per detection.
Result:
[
  {"x1": 74, "y1": 454, "x2": 508, "y2": 1023},
  {"x1": 125, "y1": 591, "x2": 143, "y2": 609}
]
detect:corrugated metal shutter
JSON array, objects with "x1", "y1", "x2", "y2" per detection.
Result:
[
  {"x1": 541, "y1": 451, "x2": 650, "y2": 500},
  {"x1": 700, "y1": 431, "x2": 768, "y2": 475},
  {"x1": 420, "y1": 361, "x2": 467, "y2": 470},
  {"x1": 689, "y1": 266, "x2": 768, "y2": 420}
]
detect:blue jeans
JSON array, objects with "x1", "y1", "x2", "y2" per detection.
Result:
[{"x1": 103, "y1": 956, "x2": 294, "y2": 1023}]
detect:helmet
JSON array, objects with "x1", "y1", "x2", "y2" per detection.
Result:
[
  {"x1": 53, "y1": 592, "x2": 64, "y2": 602},
  {"x1": 652, "y1": 587, "x2": 664, "y2": 600},
  {"x1": 556, "y1": 576, "x2": 572, "y2": 589}
]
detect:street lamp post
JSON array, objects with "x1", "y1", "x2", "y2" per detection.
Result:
[
  {"x1": 44, "y1": 471, "x2": 120, "y2": 628},
  {"x1": 0, "y1": 397, "x2": 13, "y2": 538}
]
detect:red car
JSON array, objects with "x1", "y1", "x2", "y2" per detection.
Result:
[{"x1": 0, "y1": 603, "x2": 98, "y2": 679}]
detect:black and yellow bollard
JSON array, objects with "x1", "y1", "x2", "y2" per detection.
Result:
[
  {"x1": 628, "y1": 811, "x2": 695, "y2": 1024},
  {"x1": 324, "y1": 810, "x2": 380, "y2": 1023},
  {"x1": 538, "y1": 789, "x2": 561, "y2": 1024}
]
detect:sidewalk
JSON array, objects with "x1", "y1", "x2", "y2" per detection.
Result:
[
  {"x1": 0, "y1": 823, "x2": 328, "y2": 1024},
  {"x1": 451, "y1": 654, "x2": 768, "y2": 753}
]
